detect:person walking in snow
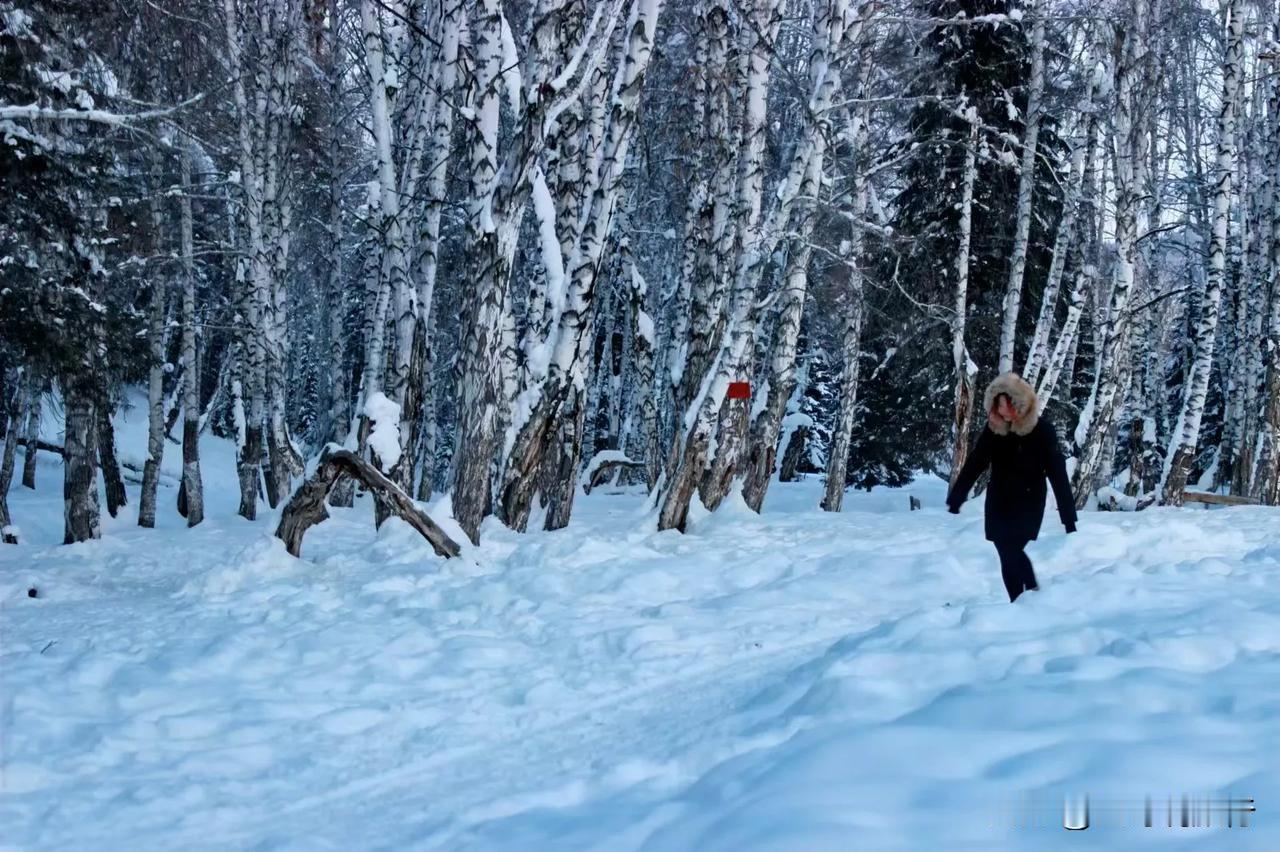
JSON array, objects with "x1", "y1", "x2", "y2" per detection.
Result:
[{"x1": 946, "y1": 372, "x2": 1077, "y2": 602}]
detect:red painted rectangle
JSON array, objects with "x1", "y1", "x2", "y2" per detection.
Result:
[{"x1": 727, "y1": 381, "x2": 751, "y2": 400}]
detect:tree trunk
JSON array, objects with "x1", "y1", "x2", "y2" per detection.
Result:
[
  {"x1": 178, "y1": 147, "x2": 204, "y2": 526},
  {"x1": 997, "y1": 9, "x2": 1046, "y2": 374},
  {"x1": 139, "y1": 180, "x2": 167, "y2": 528},
  {"x1": 20, "y1": 373, "x2": 42, "y2": 490},
  {"x1": 1160, "y1": 0, "x2": 1242, "y2": 505},
  {"x1": 276, "y1": 448, "x2": 460, "y2": 559},
  {"x1": 494, "y1": 0, "x2": 666, "y2": 533},
  {"x1": 742, "y1": 231, "x2": 814, "y2": 512},
  {"x1": 1024, "y1": 43, "x2": 1103, "y2": 386},
  {"x1": 822, "y1": 99, "x2": 871, "y2": 512},
  {"x1": 949, "y1": 114, "x2": 981, "y2": 488},
  {"x1": 659, "y1": 0, "x2": 866, "y2": 530},
  {"x1": 0, "y1": 366, "x2": 27, "y2": 543},
  {"x1": 450, "y1": 1, "x2": 508, "y2": 544},
  {"x1": 1071, "y1": 2, "x2": 1152, "y2": 505},
  {"x1": 96, "y1": 390, "x2": 126, "y2": 519},
  {"x1": 63, "y1": 374, "x2": 101, "y2": 544}
]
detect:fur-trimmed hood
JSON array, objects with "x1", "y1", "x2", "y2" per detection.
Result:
[{"x1": 983, "y1": 372, "x2": 1039, "y2": 436}]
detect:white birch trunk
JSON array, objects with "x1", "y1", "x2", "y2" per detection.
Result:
[
  {"x1": 741, "y1": 155, "x2": 822, "y2": 512},
  {"x1": 1024, "y1": 43, "x2": 1103, "y2": 387},
  {"x1": 360, "y1": 0, "x2": 414, "y2": 490},
  {"x1": 695, "y1": 0, "x2": 787, "y2": 512},
  {"x1": 822, "y1": 105, "x2": 871, "y2": 512},
  {"x1": 1253, "y1": 19, "x2": 1280, "y2": 504},
  {"x1": 224, "y1": 0, "x2": 268, "y2": 521},
  {"x1": 138, "y1": 168, "x2": 167, "y2": 529},
  {"x1": 1160, "y1": 0, "x2": 1243, "y2": 505},
  {"x1": 495, "y1": 0, "x2": 666, "y2": 532},
  {"x1": 409, "y1": 0, "x2": 463, "y2": 500},
  {"x1": 997, "y1": 9, "x2": 1046, "y2": 374},
  {"x1": 948, "y1": 112, "x2": 981, "y2": 488},
  {"x1": 179, "y1": 147, "x2": 204, "y2": 526},
  {"x1": 451, "y1": 0, "x2": 510, "y2": 543},
  {"x1": 659, "y1": 0, "x2": 865, "y2": 531},
  {"x1": 1071, "y1": 1, "x2": 1151, "y2": 505}
]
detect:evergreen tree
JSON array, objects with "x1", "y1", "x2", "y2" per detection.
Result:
[{"x1": 854, "y1": 0, "x2": 1067, "y2": 485}]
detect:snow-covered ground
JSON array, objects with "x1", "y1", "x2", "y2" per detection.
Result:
[{"x1": 2, "y1": 400, "x2": 1278, "y2": 850}]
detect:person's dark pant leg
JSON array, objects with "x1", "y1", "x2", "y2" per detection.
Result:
[
  {"x1": 1019, "y1": 548, "x2": 1039, "y2": 593},
  {"x1": 993, "y1": 538, "x2": 1034, "y2": 602}
]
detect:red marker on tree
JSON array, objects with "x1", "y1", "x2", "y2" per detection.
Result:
[{"x1": 727, "y1": 381, "x2": 751, "y2": 400}]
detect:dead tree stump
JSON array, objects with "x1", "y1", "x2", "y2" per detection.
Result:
[{"x1": 275, "y1": 448, "x2": 461, "y2": 560}]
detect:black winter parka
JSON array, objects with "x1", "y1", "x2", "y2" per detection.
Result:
[{"x1": 946, "y1": 372, "x2": 1078, "y2": 542}]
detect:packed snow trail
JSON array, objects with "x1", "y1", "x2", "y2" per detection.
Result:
[{"x1": 1, "y1": 402, "x2": 1278, "y2": 850}]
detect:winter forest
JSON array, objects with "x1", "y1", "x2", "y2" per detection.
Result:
[
  {"x1": 3, "y1": 0, "x2": 1279, "y2": 547},
  {"x1": 3, "y1": 0, "x2": 1280, "y2": 847}
]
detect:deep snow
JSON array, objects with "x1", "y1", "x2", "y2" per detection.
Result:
[{"x1": 1, "y1": 399, "x2": 1278, "y2": 850}]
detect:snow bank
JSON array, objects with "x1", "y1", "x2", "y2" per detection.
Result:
[{"x1": 1, "y1": 430, "x2": 1278, "y2": 850}]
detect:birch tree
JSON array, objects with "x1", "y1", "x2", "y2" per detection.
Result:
[
  {"x1": 1070, "y1": 0, "x2": 1152, "y2": 505},
  {"x1": 451, "y1": 0, "x2": 634, "y2": 543},
  {"x1": 948, "y1": 110, "x2": 981, "y2": 487},
  {"x1": 997, "y1": 7, "x2": 1046, "y2": 374},
  {"x1": 1254, "y1": 22, "x2": 1280, "y2": 504},
  {"x1": 179, "y1": 146, "x2": 204, "y2": 526},
  {"x1": 659, "y1": 0, "x2": 864, "y2": 531},
  {"x1": 1160, "y1": 0, "x2": 1243, "y2": 505},
  {"x1": 1024, "y1": 35, "x2": 1105, "y2": 389},
  {"x1": 486, "y1": 0, "x2": 665, "y2": 533},
  {"x1": 822, "y1": 104, "x2": 872, "y2": 513},
  {"x1": 138, "y1": 165, "x2": 168, "y2": 529}
]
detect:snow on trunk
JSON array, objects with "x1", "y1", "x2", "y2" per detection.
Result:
[
  {"x1": 494, "y1": 0, "x2": 666, "y2": 533},
  {"x1": 622, "y1": 242, "x2": 660, "y2": 489},
  {"x1": 224, "y1": 0, "x2": 269, "y2": 521},
  {"x1": 671, "y1": 2, "x2": 735, "y2": 421},
  {"x1": 694, "y1": 0, "x2": 787, "y2": 514},
  {"x1": 740, "y1": 157, "x2": 821, "y2": 513},
  {"x1": 659, "y1": 0, "x2": 865, "y2": 532},
  {"x1": 408, "y1": 0, "x2": 463, "y2": 502}
]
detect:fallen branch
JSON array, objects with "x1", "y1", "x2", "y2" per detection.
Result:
[
  {"x1": 275, "y1": 448, "x2": 460, "y2": 559},
  {"x1": 14, "y1": 437, "x2": 63, "y2": 455},
  {"x1": 582, "y1": 450, "x2": 643, "y2": 494}
]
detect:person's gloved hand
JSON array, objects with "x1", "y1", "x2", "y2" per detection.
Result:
[{"x1": 1064, "y1": 521, "x2": 1077, "y2": 534}]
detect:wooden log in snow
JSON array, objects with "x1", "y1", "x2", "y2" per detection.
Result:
[
  {"x1": 1182, "y1": 491, "x2": 1261, "y2": 507},
  {"x1": 275, "y1": 448, "x2": 460, "y2": 559}
]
